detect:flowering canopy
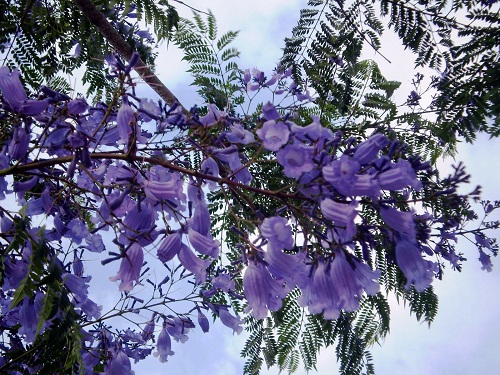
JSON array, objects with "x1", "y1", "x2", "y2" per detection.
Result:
[{"x1": 0, "y1": 3, "x2": 498, "y2": 375}]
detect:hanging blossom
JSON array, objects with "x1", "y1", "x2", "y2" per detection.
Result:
[{"x1": 0, "y1": 55, "x2": 497, "y2": 375}]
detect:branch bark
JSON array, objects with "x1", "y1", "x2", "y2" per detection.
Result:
[{"x1": 73, "y1": 0, "x2": 189, "y2": 114}]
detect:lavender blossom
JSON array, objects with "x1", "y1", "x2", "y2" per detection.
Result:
[
  {"x1": 243, "y1": 257, "x2": 288, "y2": 319},
  {"x1": 104, "y1": 347, "x2": 134, "y2": 375},
  {"x1": 157, "y1": 232, "x2": 182, "y2": 263},
  {"x1": 109, "y1": 243, "x2": 144, "y2": 292},
  {"x1": 226, "y1": 123, "x2": 255, "y2": 144},
  {"x1": 8, "y1": 125, "x2": 30, "y2": 160},
  {"x1": 197, "y1": 310, "x2": 210, "y2": 333},
  {"x1": 378, "y1": 159, "x2": 421, "y2": 191},
  {"x1": 277, "y1": 143, "x2": 315, "y2": 178},
  {"x1": 217, "y1": 306, "x2": 243, "y2": 334},
  {"x1": 297, "y1": 260, "x2": 342, "y2": 319},
  {"x1": 0, "y1": 66, "x2": 48, "y2": 115},
  {"x1": 264, "y1": 242, "x2": 306, "y2": 289},
  {"x1": 328, "y1": 250, "x2": 380, "y2": 311},
  {"x1": 321, "y1": 199, "x2": 358, "y2": 243},
  {"x1": 117, "y1": 97, "x2": 135, "y2": 144},
  {"x1": 67, "y1": 98, "x2": 88, "y2": 115},
  {"x1": 352, "y1": 133, "x2": 389, "y2": 165},
  {"x1": 380, "y1": 206, "x2": 416, "y2": 240},
  {"x1": 19, "y1": 296, "x2": 38, "y2": 342},
  {"x1": 200, "y1": 157, "x2": 220, "y2": 189},
  {"x1": 262, "y1": 101, "x2": 280, "y2": 121},
  {"x1": 154, "y1": 326, "x2": 175, "y2": 363},
  {"x1": 177, "y1": 244, "x2": 210, "y2": 284},
  {"x1": 479, "y1": 249, "x2": 493, "y2": 272},
  {"x1": 260, "y1": 216, "x2": 294, "y2": 250},
  {"x1": 256, "y1": 120, "x2": 290, "y2": 151},
  {"x1": 187, "y1": 227, "x2": 220, "y2": 258},
  {"x1": 395, "y1": 239, "x2": 436, "y2": 291}
]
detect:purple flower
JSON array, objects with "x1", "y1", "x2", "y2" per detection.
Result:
[
  {"x1": 63, "y1": 273, "x2": 90, "y2": 301},
  {"x1": 321, "y1": 199, "x2": 358, "y2": 243},
  {"x1": 157, "y1": 232, "x2": 182, "y2": 263},
  {"x1": 19, "y1": 296, "x2": 38, "y2": 342},
  {"x1": 201, "y1": 157, "x2": 220, "y2": 189},
  {"x1": 328, "y1": 250, "x2": 380, "y2": 311},
  {"x1": 79, "y1": 297, "x2": 102, "y2": 320},
  {"x1": 226, "y1": 123, "x2": 255, "y2": 144},
  {"x1": 199, "y1": 104, "x2": 225, "y2": 126},
  {"x1": 478, "y1": 249, "x2": 493, "y2": 272},
  {"x1": 187, "y1": 228, "x2": 220, "y2": 258},
  {"x1": 13, "y1": 176, "x2": 38, "y2": 200},
  {"x1": 297, "y1": 260, "x2": 342, "y2": 319},
  {"x1": 67, "y1": 98, "x2": 88, "y2": 115},
  {"x1": 117, "y1": 97, "x2": 135, "y2": 144},
  {"x1": 141, "y1": 314, "x2": 156, "y2": 342},
  {"x1": 197, "y1": 310, "x2": 210, "y2": 333},
  {"x1": 380, "y1": 206, "x2": 416, "y2": 240},
  {"x1": 262, "y1": 101, "x2": 280, "y2": 121},
  {"x1": 378, "y1": 159, "x2": 421, "y2": 191},
  {"x1": 277, "y1": 143, "x2": 315, "y2": 178},
  {"x1": 212, "y1": 146, "x2": 252, "y2": 184},
  {"x1": 109, "y1": 243, "x2": 144, "y2": 292},
  {"x1": 85, "y1": 233, "x2": 105, "y2": 253},
  {"x1": 212, "y1": 273, "x2": 235, "y2": 291},
  {"x1": 290, "y1": 116, "x2": 334, "y2": 145},
  {"x1": 260, "y1": 216, "x2": 294, "y2": 250},
  {"x1": 0, "y1": 66, "x2": 48, "y2": 115},
  {"x1": 154, "y1": 326, "x2": 175, "y2": 363},
  {"x1": 66, "y1": 219, "x2": 90, "y2": 244},
  {"x1": 166, "y1": 316, "x2": 193, "y2": 342},
  {"x1": 188, "y1": 202, "x2": 211, "y2": 236},
  {"x1": 177, "y1": 244, "x2": 210, "y2": 284},
  {"x1": 256, "y1": 120, "x2": 290, "y2": 151},
  {"x1": 217, "y1": 306, "x2": 243, "y2": 334},
  {"x1": 122, "y1": 202, "x2": 156, "y2": 244},
  {"x1": 8, "y1": 125, "x2": 30, "y2": 160},
  {"x1": 142, "y1": 174, "x2": 185, "y2": 203},
  {"x1": 264, "y1": 242, "x2": 306, "y2": 288},
  {"x1": 105, "y1": 347, "x2": 134, "y2": 375},
  {"x1": 323, "y1": 155, "x2": 381, "y2": 198},
  {"x1": 395, "y1": 239, "x2": 436, "y2": 291},
  {"x1": 243, "y1": 257, "x2": 288, "y2": 319},
  {"x1": 352, "y1": 133, "x2": 389, "y2": 165}
]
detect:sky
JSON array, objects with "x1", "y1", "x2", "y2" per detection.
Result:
[{"x1": 98, "y1": 1, "x2": 500, "y2": 374}]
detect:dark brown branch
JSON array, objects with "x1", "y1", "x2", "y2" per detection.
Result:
[
  {"x1": 0, "y1": 152, "x2": 308, "y2": 202},
  {"x1": 73, "y1": 0, "x2": 189, "y2": 114}
]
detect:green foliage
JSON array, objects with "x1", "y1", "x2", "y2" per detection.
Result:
[
  {"x1": 0, "y1": 0, "x2": 179, "y2": 100},
  {"x1": 174, "y1": 12, "x2": 243, "y2": 111}
]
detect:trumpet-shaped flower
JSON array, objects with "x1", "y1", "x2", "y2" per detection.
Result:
[
  {"x1": 243, "y1": 258, "x2": 288, "y2": 319},
  {"x1": 256, "y1": 120, "x2": 290, "y2": 151},
  {"x1": 321, "y1": 199, "x2": 358, "y2": 243},
  {"x1": 395, "y1": 239, "x2": 436, "y2": 291},
  {"x1": 109, "y1": 243, "x2": 144, "y2": 292},
  {"x1": 177, "y1": 244, "x2": 210, "y2": 284},
  {"x1": 226, "y1": 123, "x2": 255, "y2": 144},
  {"x1": 352, "y1": 133, "x2": 389, "y2": 165},
  {"x1": 260, "y1": 216, "x2": 294, "y2": 250},
  {"x1": 277, "y1": 142, "x2": 315, "y2": 178},
  {"x1": 154, "y1": 326, "x2": 175, "y2": 363},
  {"x1": 0, "y1": 66, "x2": 48, "y2": 115},
  {"x1": 157, "y1": 232, "x2": 182, "y2": 263}
]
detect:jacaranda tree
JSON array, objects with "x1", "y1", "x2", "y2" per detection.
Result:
[{"x1": 0, "y1": 0, "x2": 499, "y2": 374}]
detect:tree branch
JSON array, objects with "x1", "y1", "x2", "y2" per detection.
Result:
[{"x1": 73, "y1": 0, "x2": 189, "y2": 114}]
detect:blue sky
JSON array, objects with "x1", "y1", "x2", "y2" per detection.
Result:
[{"x1": 109, "y1": 1, "x2": 500, "y2": 373}]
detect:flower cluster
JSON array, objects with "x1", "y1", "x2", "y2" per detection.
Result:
[{"x1": 0, "y1": 57, "x2": 497, "y2": 374}]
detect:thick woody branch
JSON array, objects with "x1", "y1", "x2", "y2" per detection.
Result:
[{"x1": 73, "y1": 0, "x2": 188, "y2": 114}]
